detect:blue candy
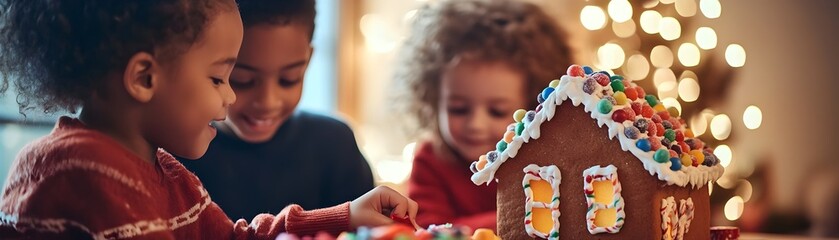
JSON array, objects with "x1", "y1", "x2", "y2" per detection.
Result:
[
  {"x1": 624, "y1": 126, "x2": 641, "y2": 139},
  {"x1": 525, "y1": 111, "x2": 536, "y2": 123},
  {"x1": 636, "y1": 139, "x2": 652, "y2": 152},
  {"x1": 541, "y1": 87, "x2": 555, "y2": 100},
  {"x1": 487, "y1": 151, "x2": 499, "y2": 163},
  {"x1": 583, "y1": 66, "x2": 594, "y2": 75},
  {"x1": 583, "y1": 78, "x2": 598, "y2": 94},
  {"x1": 670, "y1": 157, "x2": 683, "y2": 171},
  {"x1": 537, "y1": 92, "x2": 545, "y2": 103}
]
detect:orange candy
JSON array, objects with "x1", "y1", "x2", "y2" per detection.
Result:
[
  {"x1": 477, "y1": 155, "x2": 488, "y2": 170},
  {"x1": 504, "y1": 131, "x2": 515, "y2": 143}
]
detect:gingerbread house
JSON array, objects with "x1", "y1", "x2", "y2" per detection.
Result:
[{"x1": 469, "y1": 65, "x2": 724, "y2": 239}]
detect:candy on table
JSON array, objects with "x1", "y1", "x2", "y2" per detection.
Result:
[
  {"x1": 370, "y1": 224, "x2": 416, "y2": 240},
  {"x1": 471, "y1": 229, "x2": 500, "y2": 240}
]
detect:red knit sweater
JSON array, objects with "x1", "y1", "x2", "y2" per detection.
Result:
[
  {"x1": 0, "y1": 117, "x2": 349, "y2": 239},
  {"x1": 407, "y1": 142, "x2": 497, "y2": 231}
]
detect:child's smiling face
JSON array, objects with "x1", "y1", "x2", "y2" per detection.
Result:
[
  {"x1": 223, "y1": 24, "x2": 312, "y2": 143},
  {"x1": 145, "y1": 9, "x2": 243, "y2": 159},
  {"x1": 438, "y1": 59, "x2": 527, "y2": 163}
]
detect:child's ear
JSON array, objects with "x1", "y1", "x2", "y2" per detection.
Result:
[{"x1": 122, "y1": 52, "x2": 158, "y2": 103}]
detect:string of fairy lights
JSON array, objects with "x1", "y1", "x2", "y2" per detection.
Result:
[{"x1": 579, "y1": 0, "x2": 762, "y2": 223}]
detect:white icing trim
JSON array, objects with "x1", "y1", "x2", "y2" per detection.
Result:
[
  {"x1": 472, "y1": 74, "x2": 724, "y2": 188},
  {"x1": 0, "y1": 186, "x2": 211, "y2": 240},
  {"x1": 582, "y1": 165, "x2": 625, "y2": 234},
  {"x1": 522, "y1": 164, "x2": 561, "y2": 239}
]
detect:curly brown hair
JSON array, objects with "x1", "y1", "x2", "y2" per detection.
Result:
[
  {"x1": 237, "y1": 0, "x2": 316, "y2": 41},
  {"x1": 0, "y1": 0, "x2": 235, "y2": 114},
  {"x1": 393, "y1": 0, "x2": 573, "y2": 138}
]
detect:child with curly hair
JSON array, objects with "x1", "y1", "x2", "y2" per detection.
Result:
[
  {"x1": 394, "y1": 0, "x2": 573, "y2": 230},
  {"x1": 0, "y1": 1, "x2": 416, "y2": 239}
]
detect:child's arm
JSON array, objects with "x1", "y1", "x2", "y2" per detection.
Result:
[{"x1": 229, "y1": 186, "x2": 418, "y2": 239}]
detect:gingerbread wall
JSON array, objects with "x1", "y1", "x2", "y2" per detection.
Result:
[{"x1": 494, "y1": 103, "x2": 710, "y2": 239}]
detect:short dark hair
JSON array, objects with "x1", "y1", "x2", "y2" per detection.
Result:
[
  {"x1": 0, "y1": 0, "x2": 235, "y2": 114},
  {"x1": 237, "y1": 0, "x2": 316, "y2": 41}
]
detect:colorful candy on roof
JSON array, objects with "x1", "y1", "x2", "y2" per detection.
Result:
[{"x1": 469, "y1": 65, "x2": 724, "y2": 188}]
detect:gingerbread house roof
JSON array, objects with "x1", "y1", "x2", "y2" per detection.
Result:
[{"x1": 469, "y1": 65, "x2": 724, "y2": 188}]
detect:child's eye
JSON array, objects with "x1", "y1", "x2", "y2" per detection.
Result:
[
  {"x1": 279, "y1": 78, "x2": 301, "y2": 87},
  {"x1": 448, "y1": 107, "x2": 470, "y2": 115},
  {"x1": 211, "y1": 77, "x2": 225, "y2": 86},
  {"x1": 230, "y1": 78, "x2": 254, "y2": 89},
  {"x1": 490, "y1": 109, "x2": 509, "y2": 118}
]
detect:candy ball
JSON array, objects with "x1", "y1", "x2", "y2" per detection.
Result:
[
  {"x1": 470, "y1": 161, "x2": 479, "y2": 173},
  {"x1": 690, "y1": 150, "x2": 705, "y2": 164},
  {"x1": 583, "y1": 66, "x2": 594, "y2": 75},
  {"x1": 614, "y1": 92, "x2": 629, "y2": 105},
  {"x1": 610, "y1": 75, "x2": 625, "y2": 82},
  {"x1": 541, "y1": 87, "x2": 555, "y2": 100},
  {"x1": 487, "y1": 151, "x2": 499, "y2": 163},
  {"x1": 649, "y1": 136, "x2": 662, "y2": 150},
  {"x1": 549, "y1": 79, "x2": 560, "y2": 88},
  {"x1": 567, "y1": 64, "x2": 585, "y2": 77},
  {"x1": 680, "y1": 154, "x2": 693, "y2": 167},
  {"x1": 537, "y1": 92, "x2": 545, "y2": 104},
  {"x1": 642, "y1": 105, "x2": 655, "y2": 118},
  {"x1": 654, "y1": 149, "x2": 670, "y2": 163},
  {"x1": 645, "y1": 95, "x2": 659, "y2": 107},
  {"x1": 591, "y1": 72, "x2": 611, "y2": 86},
  {"x1": 634, "y1": 119, "x2": 649, "y2": 133},
  {"x1": 583, "y1": 78, "x2": 599, "y2": 94},
  {"x1": 503, "y1": 131, "x2": 515, "y2": 143},
  {"x1": 664, "y1": 129, "x2": 676, "y2": 142},
  {"x1": 636, "y1": 139, "x2": 652, "y2": 152},
  {"x1": 611, "y1": 80, "x2": 625, "y2": 92},
  {"x1": 597, "y1": 99, "x2": 613, "y2": 114},
  {"x1": 670, "y1": 157, "x2": 683, "y2": 171},
  {"x1": 624, "y1": 126, "x2": 641, "y2": 139},
  {"x1": 477, "y1": 157, "x2": 488, "y2": 171},
  {"x1": 624, "y1": 87, "x2": 639, "y2": 100},
  {"x1": 513, "y1": 109, "x2": 526, "y2": 123},
  {"x1": 603, "y1": 95, "x2": 617, "y2": 105},
  {"x1": 675, "y1": 130, "x2": 685, "y2": 142},
  {"x1": 525, "y1": 111, "x2": 536, "y2": 123},
  {"x1": 611, "y1": 109, "x2": 631, "y2": 123},
  {"x1": 496, "y1": 140, "x2": 508, "y2": 152},
  {"x1": 515, "y1": 122, "x2": 525, "y2": 136},
  {"x1": 662, "y1": 120, "x2": 673, "y2": 130}
]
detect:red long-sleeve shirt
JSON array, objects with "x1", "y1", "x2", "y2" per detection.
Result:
[
  {"x1": 0, "y1": 117, "x2": 349, "y2": 239},
  {"x1": 407, "y1": 142, "x2": 497, "y2": 231}
]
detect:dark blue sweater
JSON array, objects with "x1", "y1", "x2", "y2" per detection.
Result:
[{"x1": 180, "y1": 111, "x2": 374, "y2": 220}]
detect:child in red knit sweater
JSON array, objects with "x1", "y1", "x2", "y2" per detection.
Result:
[
  {"x1": 0, "y1": 1, "x2": 416, "y2": 239},
  {"x1": 393, "y1": 0, "x2": 573, "y2": 231}
]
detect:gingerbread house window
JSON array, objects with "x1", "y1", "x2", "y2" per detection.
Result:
[
  {"x1": 583, "y1": 165, "x2": 626, "y2": 234},
  {"x1": 522, "y1": 164, "x2": 561, "y2": 239}
]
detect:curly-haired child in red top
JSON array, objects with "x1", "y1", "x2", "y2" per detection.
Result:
[{"x1": 393, "y1": 0, "x2": 573, "y2": 231}]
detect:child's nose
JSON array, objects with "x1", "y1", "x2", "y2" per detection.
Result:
[
  {"x1": 223, "y1": 83, "x2": 237, "y2": 106},
  {"x1": 252, "y1": 84, "x2": 283, "y2": 109},
  {"x1": 467, "y1": 109, "x2": 491, "y2": 132}
]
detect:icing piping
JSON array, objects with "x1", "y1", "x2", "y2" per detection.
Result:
[
  {"x1": 472, "y1": 73, "x2": 724, "y2": 188},
  {"x1": 582, "y1": 165, "x2": 625, "y2": 234},
  {"x1": 522, "y1": 164, "x2": 561, "y2": 239}
]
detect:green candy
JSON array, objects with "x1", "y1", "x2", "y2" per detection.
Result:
[
  {"x1": 654, "y1": 149, "x2": 670, "y2": 163},
  {"x1": 645, "y1": 95, "x2": 659, "y2": 107},
  {"x1": 497, "y1": 140, "x2": 508, "y2": 152},
  {"x1": 664, "y1": 129, "x2": 676, "y2": 142},
  {"x1": 611, "y1": 80, "x2": 625, "y2": 92},
  {"x1": 597, "y1": 98, "x2": 613, "y2": 114},
  {"x1": 516, "y1": 122, "x2": 525, "y2": 136},
  {"x1": 610, "y1": 75, "x2": 624, "y2": 82}
]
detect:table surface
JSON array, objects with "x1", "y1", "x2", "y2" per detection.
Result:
[{"x1": 741, "y1": 233, "x2": 839, "y2": 240}]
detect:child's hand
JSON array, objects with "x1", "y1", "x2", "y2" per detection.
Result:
[{"x1": 349, "y1": 186, "x2": 420, "y2": 230}]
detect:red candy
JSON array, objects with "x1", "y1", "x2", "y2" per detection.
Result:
[
  {"x1": 675, "y1": 131, "x2": 685, "y2": 142},
  {"x1": 630, "y1": 102, "x2": 642, "y2": 116},
  {"x1": 657, "y1": 111, "x2": 671, "y2": 121},
  {"x1": 624, "y1": 88, "x2": 639, "y2": 100},
  {"x1": 611, "y1": 109, "x2": 631, "y2": 123},
  {"x1": 655, "y1": 123, "x2": 665, "y2": 137},
  {"x1": 679, "y1": 142, "x2": 690, "y2": 155},
  {"x1": 591, "y1": 73, "x2": 610, "y2": 86},
  {"x1": 648, "y1": 121, "x2": 658, "y2": 136},
  {"x1": 567, "y1": 65, "x2": 586, "y2": 77},
  {"x1": 649, "y1": 136, "x2": 662, "y2": 150},
  {"x1": 635, "y1": 87, "x2": 646, "y2": 98},
  {"x1": 669, "y1": 150, "x2": 678, "y2": 158},
  {"x1": 671, "y1": 119, "x2": 682, "y2": 130},
  {"x1": 624, "y1": 107, "x2": 636, "y2": 120},
  {"x1": 536, "y1": 105, "x2": 543, "y2": 113},
  {"x1": 641, "y1": 105, "x2": 655, "y2": 118}
]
